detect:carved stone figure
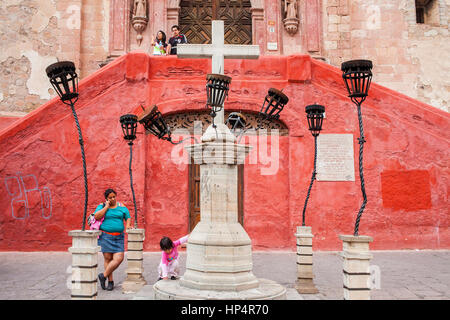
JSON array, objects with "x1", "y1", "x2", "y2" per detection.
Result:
[
  {"x1": 284, "y1": 0, "x2": 298, "y2": 19},
  {"x1": 133, "y1": 0, "x2": 147, "y2": 18},
  {"x1": 132, "y1": 0, "x2": 148, "y2": 45},
  {"x1": 283, "y1": 0, "x2": 299, "y2": 35}
]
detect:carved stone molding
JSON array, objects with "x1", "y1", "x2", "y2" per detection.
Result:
[{"x1": 161, "y1": 111, "x2": 288, "y2": 136}]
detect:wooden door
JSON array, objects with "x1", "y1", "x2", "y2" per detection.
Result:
[
  {"x1": 179, "y1": 0, "x2": 252, "y2": 45},
  {"x1": 189, "y1": 162, "x2": 244, "y2": 232}
]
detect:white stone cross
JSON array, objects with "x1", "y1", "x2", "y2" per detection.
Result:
[{"x1": 177, "y1": 20, "x2": 260, "y2": 124}]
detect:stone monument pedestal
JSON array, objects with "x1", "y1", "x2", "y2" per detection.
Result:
[
  {"x1": 122, "y1": 228, "x2": 147, "y2": 293},
  {"x1": 68, "y1": 230, "x2": 101, "y2": 300},
  {"x1": 153, "y1": 123, "x2": 286, "y2": 300},
  {"x1": 154, "y1": 278, "x2": 286, "y2": 300},
  {"x1": 295, "y1": 226, "x2": 319, "y2": 294},
  {"x1": 339, "y1": 234, "x2": 373, "y2": 300}
]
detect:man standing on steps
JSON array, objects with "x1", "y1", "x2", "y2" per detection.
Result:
[{"x1": 167, "y1": 25, "x2": 188, "y2": 55}]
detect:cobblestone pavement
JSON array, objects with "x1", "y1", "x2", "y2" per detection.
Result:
[{"x1": 0, "y1": 250, "x2": 449, "y2": 300}]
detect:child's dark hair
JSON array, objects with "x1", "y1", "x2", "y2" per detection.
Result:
[
  {"x1": 160, "y1": 236, "x2": 173, "y2": 251},
  {"x1": 104, "y1": 188, "x2": 116, "y2": 199}
]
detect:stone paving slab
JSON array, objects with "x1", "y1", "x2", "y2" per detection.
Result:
[{"x1": 0, "y1": 250, "x2": 449, "y2": 300}]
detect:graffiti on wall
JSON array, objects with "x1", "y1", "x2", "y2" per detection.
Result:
[{"x1": 4, "y1": 173, "x2": 52, "y2": 220}]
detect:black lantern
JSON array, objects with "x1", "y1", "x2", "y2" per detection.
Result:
[
  {"x1": 46, "y1": 61, "x2": 88, "y2": 231},
  {"x1": 226, "y1": 112, "x2": 247, "y2": 131},
  {"x1": 341, "y1": 59, "x2": 373, "y2": 236},
  {"x1": 259, "y1": 88, "x2": 289, "y2": 121},
  {"x1": 120, "y1": 114, "x2": 139, "y2": 228},
  {"x1": 138, "y1": 105, "x2": 197, "y2": 145},
  {"x1": 206, "y1": 73, "x2": 232, "y2": 118},
  {"x1": 120, "y1": 114, "x2": 138, "y2": 145},
  {"x1": 138, "y1": 105, "x2": 172, "y2": 141},
  {"x1": 305, "y1": 104, "x2": 325, "y2": 137},
  {"x1": 301, "y1": 104, "x2": 325, "y2": 226},
  {"x1": 341, "y1": 59, "x2": 373, "y2": 105},
  {"x1": 46, "y1": 61, "x2": 79, "y2": 106},
  {"x1": 225, "y1": 112, "x2": 247, "y2": 142}
]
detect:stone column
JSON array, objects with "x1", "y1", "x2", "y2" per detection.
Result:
[
  {"x1": 68, "y1": 230, "x2": 101, "y2": 300},
  {"x1": 181, "y1": 123, "x2": 259, "y2": 291},
  {"x1": 295, "y1": 226, "x2": 319, "y2": 294},
  {"x1": 122, "y1": 228, "x2": 147, "y2": 293},
  {"x1": 339, "y1": 235, "x2": 373, "y2": 300}
]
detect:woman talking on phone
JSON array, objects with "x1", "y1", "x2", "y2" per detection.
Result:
[{"x1": 95, "y1": 188, "x2": 131, "y2": 291}]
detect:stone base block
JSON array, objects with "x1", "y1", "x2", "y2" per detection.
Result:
[
  {"x1": 122, "y1": 278, "x2": 147, "y2": 294},
  {"x1": 154, "y1": 278, "x2": 286, "y2": 300},
  {"x1": 344, "y1": 288, "x2": 371, "y2": 300},
  {"x1": 295, "y1": 278, "x2": 319, "y2": 294},
  {"x1": 180, "y1": 269, "x2": 259, "y2": 291}
]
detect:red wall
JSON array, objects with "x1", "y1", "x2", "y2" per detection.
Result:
[{"x1": 0, "y1": 52, "x2": 448, "y2": 251}]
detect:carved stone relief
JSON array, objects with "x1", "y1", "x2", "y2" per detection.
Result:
[
  {"x1": 132, "y1": 0, "x2": 148, "y2": 45},
  {"x1": 283, "y1": 0, "x2": 299, "y2": 35},
  {"x1": 161, "y1": 111, "x2": 288, "y2": 136}
]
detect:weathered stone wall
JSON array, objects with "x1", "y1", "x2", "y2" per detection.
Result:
[
  {"x1": 0, "y1": 0, "x2": 108, "y2": 114},
  {"x1": 322, "y1": 0, "x2": 449, "y2": 112},
  {"x1": 0, "y1": 0, "x2": 448, "y2": 117}
]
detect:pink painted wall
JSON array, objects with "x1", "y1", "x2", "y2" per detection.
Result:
[
  {"x1": 0, "y1": 52, "x2": 448, "y2": 251},
  {"x1": 0, "y1": 117, "x2": 21, "y2": 132}
]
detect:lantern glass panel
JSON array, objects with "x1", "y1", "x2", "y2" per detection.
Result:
[
  {"x1": 46, "y1": 61, "x2": 79, "y2": 104},
  {"x1": 120, "y1": 114, "x2": 138, "y2": 142}
]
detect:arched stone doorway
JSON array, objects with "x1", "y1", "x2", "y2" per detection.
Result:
[{"x1": 163, "y1": 110, "x2": 288, "y2": 232}]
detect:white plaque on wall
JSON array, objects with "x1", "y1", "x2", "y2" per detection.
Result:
[
  {"x1": 316, "y1": 134, "x2": 355, "y2": 181},
  {"x1": 267, "y1": 42, "x2": 278, "y2": 50}
]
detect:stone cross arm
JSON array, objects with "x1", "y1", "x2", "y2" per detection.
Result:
[{"x1": 177, "y1": 43, "x2": 260, "y2": 60}]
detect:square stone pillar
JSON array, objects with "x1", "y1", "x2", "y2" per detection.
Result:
[
  {"x1": 339, "y1": 235, "x2": 373, "y2": 300},
  {"x1": 122, "y1": 228, "x2": 146, "y2": 293},
  {"x1": 68, "y1": 230, "x2": 101, "y2": 300},
  {"x1": 181, "y1": 123, "x2": 259, "y2": 291},
  {"x1": 295, "y1": 226, "x2": 319, "y2": 294}
]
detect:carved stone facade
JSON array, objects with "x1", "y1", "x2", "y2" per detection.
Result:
[{"x1": 0, "y1": 0, "x2": 449, "y2": 116}]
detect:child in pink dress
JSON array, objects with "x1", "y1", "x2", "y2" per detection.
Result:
[{"x1": 158, "y1": 234, "x2": 189, "y2": 280}]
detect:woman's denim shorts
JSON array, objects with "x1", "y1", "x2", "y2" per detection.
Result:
[{"x1": 98, "y1": 232, "x2": 125, "y2": 253}]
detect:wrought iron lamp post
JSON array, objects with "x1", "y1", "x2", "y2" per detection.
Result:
[
  {"x1": 341, "y1": 59, "x2": 373, "y2": 236},
  {"x1": 46, "y1": 61, "x2": 89, "y2": 231},
  {"x1": 301, "y1": 104, "x2": 325, "y2": 226},
  {"x1": 120, "y1": 114, "x2": 139, "y2": 228}
]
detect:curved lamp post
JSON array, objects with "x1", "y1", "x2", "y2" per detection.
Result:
[
  {"x1": 120, "y1": 114, "x2": 139, "y2": 228},
  {"x1": 341, "y1": 59, "x2": 373, "y2": 236},
  {"x1": 46, "y1": 61, "x2": 89, "y2": 231},
  {"x1": 301, "y1": 104, "x2": 325, "y2": 226}
]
